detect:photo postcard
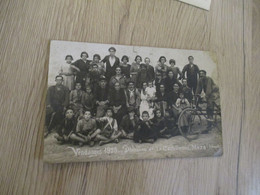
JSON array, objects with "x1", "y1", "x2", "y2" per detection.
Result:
[{"x1": 44, "y1": 40, "x2": 223, "y2": 163}]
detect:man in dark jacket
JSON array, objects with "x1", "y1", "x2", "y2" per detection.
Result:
[
  {"x1": 124, "y1": 81, "x2": 141, "y2": 115},
  {"x1": 45, "y1": 75, "x2": 70, "y2": 136},
  {"x1": 196, "y1": 70, "x2": 220, "y2": 129},
  {"x1": 182, "y1": 56, "x2": 200, "y2": 94},
  {"x1": 144, "y1": 57, "x2": 155, "y2": 82},
  {"x1": 101, "y1": 47, "x2": 120, "y2": 82}
]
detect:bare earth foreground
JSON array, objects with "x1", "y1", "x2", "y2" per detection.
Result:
[{"x1": 44, "y1": 127, "x2": 223, "y2": 163}]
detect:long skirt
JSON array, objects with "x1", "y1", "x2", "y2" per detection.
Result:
[{"x1": 63, "y1": 75, "x2": 74, "y2": 90}]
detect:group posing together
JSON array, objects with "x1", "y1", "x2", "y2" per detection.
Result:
[{"x1": 45, "y1": 47, "x2": 220, "y2": 146}]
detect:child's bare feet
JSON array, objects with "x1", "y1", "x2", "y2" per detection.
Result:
[
  {"x1": 89, "y1": 141, "x2": 95, "y2": 147},
  {"x1": 161, "y1": 134, "x2": 171, "y2": 139},
  {"x1": 145, "y1": 139, "x2": 154, "y2": 143}
]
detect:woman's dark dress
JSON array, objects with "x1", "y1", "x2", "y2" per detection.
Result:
[{"x1": 120, "y1": 64, "x2": 131, "y2": 79}]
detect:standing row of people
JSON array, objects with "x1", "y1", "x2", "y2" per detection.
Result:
[{"x1": 59, "y1": 47, "x2": 200, "y2": 93}]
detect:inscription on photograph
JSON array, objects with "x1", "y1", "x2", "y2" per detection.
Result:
[{"x1": 44, "y1": 40, "x2": 223, "y2": 163}]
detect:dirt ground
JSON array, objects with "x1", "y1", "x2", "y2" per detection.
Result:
[{"x1": 44, "y1": 124, "x2": 223, "y2": 163}]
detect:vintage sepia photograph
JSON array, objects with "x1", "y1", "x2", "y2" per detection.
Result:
[{"x1": 44, "y1": 40, "x2": 223, "y2": 163}]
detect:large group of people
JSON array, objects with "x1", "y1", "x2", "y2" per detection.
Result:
[{"x1": 45, "y1": 47, "x2": 220, "y2": 146}]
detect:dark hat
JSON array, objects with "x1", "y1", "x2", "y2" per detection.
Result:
[
  {"x1": 92, "y1": 63, "x2": 98, "y2": 67},
  {"x1": 199, "y1": 70, "x2": 207, "y2": 74},
  {"x1": 99, "y1": 75, "x2": 107, "y2": 81},
  {"x1": 127, "y1": 106, "x2": 135, "y2": 113},
  {"x1": 55, "y1": 75, "x2": 63, "y2": 80},
  {"x1": 108, "y1": 47, "x2": 116, "y2": 52},
  {"x1": 83, "y1": 109, "x2": 92, "y2": 115},
  {"x1": 65, "y1": 107, "x2": 75, "y2": 113},
  {"x1": 127, "y1": 80, "x2": 135, "y2": 86}
]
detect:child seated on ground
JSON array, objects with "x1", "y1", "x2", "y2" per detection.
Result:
[
  {"x1": 95, "y1": 107, "x2": 122, "y2": 146},
  {"x1": 162, "y1": 109, "x2": 179, "y2": 137},
  {"x1": 70, "y1": 110, "x2": 101, "y2": 146},
  {"x1": 151, "y1": 109, "x2": 171, "y2": 138},
  {"x1": 120, "y1": 107, "x2": 140, "y2": 139},
  {"x1": 54, "y1": 108, "x2": 77, "y2": 143},
  {"x1": 134, "y1": 111, "x2": 157, "y2": 143}
]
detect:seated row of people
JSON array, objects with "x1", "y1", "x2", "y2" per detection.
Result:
[{"x1": 55, "y1": 106, "x2": 185, "y2": 147}]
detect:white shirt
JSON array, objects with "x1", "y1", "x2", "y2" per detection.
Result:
[
  {"x1": 146, "y1": 87, "x2": 156, "y2": 98},
  {"x1": 176, "y1": 98, "x2": 190, "y2": 108},
  {"x1": 100, "y1": 116, "x2": 118, "y2": 131},
  {"x1": 109, "y1": 56, "x2": 116, "y2": 67}
]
